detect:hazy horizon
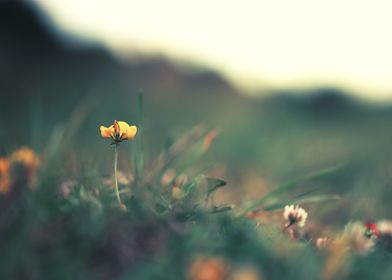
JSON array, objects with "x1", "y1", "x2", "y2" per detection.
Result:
[{"x1": 34, "y1": 0, "x2": 392, "y2": 102}]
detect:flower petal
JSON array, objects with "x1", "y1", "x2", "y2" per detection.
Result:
[
  {"x1": 117, "y1": 121, "x2": 130, "y2": 132},
  {"x1": 124, "y1": 125, "x2": 137, "y2": 140},
  {"x1": 100, "y1": 126, "x2": 112, "y2": 138},
  {"x1": 0, "y1": 158, "x2": 11, "y2": 194}
]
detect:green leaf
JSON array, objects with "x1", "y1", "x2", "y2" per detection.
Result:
[{"x1": 206, "y1": 178, "x2": 227, "y2": 193}]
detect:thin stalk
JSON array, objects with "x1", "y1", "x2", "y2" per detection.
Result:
[{"x1": 114, "y1": 143, "x2": 122, "y2": 205}]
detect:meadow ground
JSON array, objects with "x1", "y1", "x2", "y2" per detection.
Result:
[{"x1": 1, "y1": 90, "x2": 392, "y2": 280}]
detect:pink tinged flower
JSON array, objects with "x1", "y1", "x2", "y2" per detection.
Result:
[
  {"x1": 316, "y1": 237, "x2": 329, "y2": 249},
  {"x1": 283, "y1": 205, "x2": 308, "y2": 228},
  {"x1": 364, "y1": 221, "x2": 379, "y2": 239},
  {"x1": 59, "y1": 180, "x2": 78, "y2": 199}
]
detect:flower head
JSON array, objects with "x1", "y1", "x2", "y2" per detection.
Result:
[
  {"x1": 10, "y1": 147, "x2": 40, "y2": 169},
  {"x1": 376, "y1": 220, "x2": 392, "y2": 249},
  {"x1": 315, "y1": 237, "x2": 329, "y2": 249},
  {"x1": 160, "y1": 169, "x2": 176, "y2": 186},
  {"x1": 283, "y1": 205, "x2": 308, "y2": 227},
  {"x1": 377, "y1": 220, "x2": 392, "y2": 250},
  {"x1": 171, "y1": 186, "x2": 185, "y2": 200},
  {"x1": 59, "y1": 180, "x2": 78, "y2": 199},
  {"x1": 364, "y1": 221, "x2": 379, "y2": 239},
  {"x1": 188, "y1": 256, "x2": 229, "y2": 280},
  {"x1": 377, "y1": 220, "x2": 392, "y2": 236},
  {"x1": 100, "y1": 120, "x2": 137, "y2": 143},
  {"x1": 10, "y1": 147, "x2": 40, "y2": 188},
  {"x1": 0, "y1": 157, "x2": 11, "y2": 194}
]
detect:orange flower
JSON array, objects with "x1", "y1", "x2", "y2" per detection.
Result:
[
  {"x1": 0, "y1": 157, "x2": 11, "y2": 194},
  {"x1": 202, "y1": 129, "x2": 218, "y2": 151},
  {"x1": 100, "y1": 120, "x2": 137, "y2": 143},
  {"x1": 10, "y1": 147, "x2": 40, "y2": 169},
  {"x1": 10, "y1": 147, "x2": 41, "y2": 188},
  {"x1": 188, "y1": 256, "x2": 229, "y2": 280}
]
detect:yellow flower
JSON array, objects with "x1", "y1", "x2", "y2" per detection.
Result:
[
  {"x1": 0, "y1": 157, "x2": 11, "y2": 194},
  {"x1": 171, "y1": 186, "x2": 185, "y2": 200},
  {"x1": 100, "y1": 120, "x2": 137, "y2": 206},
  {"x1": 100, "y1": 120, "x2": 137, "y2": 143}
]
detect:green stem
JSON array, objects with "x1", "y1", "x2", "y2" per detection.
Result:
[{"x1": 114, "y1": 143, "x2": 122, "y2": 205}]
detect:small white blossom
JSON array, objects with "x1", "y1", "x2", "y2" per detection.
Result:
[
  {"x1": 377, "y1": 220, "x2": 392, "y2": 236},
  {"x1": 59, "y1": 180, "x2": 78, "y2": 198},
  {"x1": 283, "y1": 205, "x2": 308, "y2": 227},
  {"x1": 376, "y1": 220, "x2": 392, "y2": 249}
]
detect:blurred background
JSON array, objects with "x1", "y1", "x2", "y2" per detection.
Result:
[{"x1": 2, "y1": 0, "x2": 392, "y2": 224}]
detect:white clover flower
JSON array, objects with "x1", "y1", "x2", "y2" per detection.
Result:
[
  {"x1": 283, "y1": 205, "x2": 308, "y2": 228},
  {"x1": 376, "y1": 220, "x2": 392, "y2": 236},
  {"x1": 376, "y1": 220, "x2": 392, "y2": 249}
]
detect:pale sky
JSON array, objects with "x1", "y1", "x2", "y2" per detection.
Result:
[{"x1": 35, "y1": 0, "x2": 392, "y2": 101}]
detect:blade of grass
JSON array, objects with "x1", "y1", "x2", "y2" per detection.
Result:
[
  {"x1": 152, "y1": 125, "x2": 208, "y2": 184},
  {"x1": 166, "y1": 128, "x2": 218, "y2": 184},
  {"x1": 183, "y1": 174, "x2": 206, "y2": 196},
  {"x1": 261, "y1": 194, "x2": 341, "y2": 211},
  {"x1": 44, "y1": 96, "x2": 93, "y2": 161},
  {"x1": 132, "y1": 89, "x2": 145, "y2": 184},
  {"x1": 239, "y1": 165, "x2": 340, "y2": 216}
]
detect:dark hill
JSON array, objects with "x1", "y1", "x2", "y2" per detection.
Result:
[{"x1": 1, "y1": 1, "x2": 391, "y2": 150}]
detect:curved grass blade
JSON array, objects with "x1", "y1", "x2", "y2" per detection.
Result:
[
  {"x1": 239, "y1": 165, "x2": 340, "y2": 216},
  {"x1": 132, "y1": 89, "x2": 145, "y2": 183},
  {"x1": 262, "y1": 194, "x2": 341, "y2": 211}
]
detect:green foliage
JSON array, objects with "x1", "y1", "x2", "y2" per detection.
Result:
[{"x1": 1, "y1": 93, "x2": 392, "y2": 280}]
